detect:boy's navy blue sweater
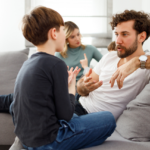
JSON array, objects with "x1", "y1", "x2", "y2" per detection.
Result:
[{"x1": 13, "y1": 52, "x2": 75, "y2": 147}]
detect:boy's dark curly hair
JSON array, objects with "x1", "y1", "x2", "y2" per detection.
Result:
[{"x1": 110, "y1": 10, "x2": 150, "y2": 43}]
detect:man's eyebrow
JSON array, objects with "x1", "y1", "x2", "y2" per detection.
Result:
[{"x1": 115, "y1": 31, "x2": 129, "y2": 33}]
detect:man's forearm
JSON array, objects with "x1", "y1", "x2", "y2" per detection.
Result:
[{"x1": 77, "y1": 77, "x2": 90, "y2": 96}]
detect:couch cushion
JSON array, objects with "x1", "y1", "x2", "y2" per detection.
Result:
[
  {"x1": 80, "y1": 130, "x2": 150, "y2": 150},
  {"x1": 0, "y1": 49, "x2": 29, "y2": 94},
  {"x1": 0, "y1": 49, "x2": 29, "y2": 145},
  {"x1": 0, "y1": 113, "x2": 15, "y2": 145},
  {"x1": 116, "y1": 83, "x2": 150, "y2": 142}
]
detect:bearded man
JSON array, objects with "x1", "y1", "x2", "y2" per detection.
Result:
[{"x1": 76, "y1": 10, "x2": 150, "y2": 120}]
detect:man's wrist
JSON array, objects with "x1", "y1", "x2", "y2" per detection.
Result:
[{"x1": 134, "y1": 57, "x2": 140, "y2": 69}]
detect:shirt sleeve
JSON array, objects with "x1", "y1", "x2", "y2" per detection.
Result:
[
  {"x1": 52, "y1": 61, "x2": 75, "y2": 122},
  {"x1": 93, "y1": 52, "x2": 109, "y2": 75},
  {"x1": 92, "y1": 46, "x2": 103, "y2": 61}
]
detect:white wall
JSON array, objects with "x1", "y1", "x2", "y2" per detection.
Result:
[
  {"x1": 112, "y1": 0, "x2": 150, "y2": 51},
  {"x1": 0, "y1": 0, "x2": 25, "y2": 51}
]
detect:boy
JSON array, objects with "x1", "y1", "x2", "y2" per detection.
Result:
[{"x1": 13, "y1": 6, "x2": 115, "y2": 150}]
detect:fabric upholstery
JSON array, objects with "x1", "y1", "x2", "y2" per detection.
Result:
[
  {"x1": 0, "y1": 49, "x2": 29, "y2": 94},
  {"x1": 116, "y1": 83, "x2": 150, "y2": 142},
  {"x1": 0, "y1": 49, "x2": 29, "y2": 145},
  {"x1": 80, "y1": 131, "x2": 150, "y2": 150}
]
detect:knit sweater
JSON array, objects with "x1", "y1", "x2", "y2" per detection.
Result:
[{"x1": 55, "y1": 45, "x2": 102, "y2": 81}]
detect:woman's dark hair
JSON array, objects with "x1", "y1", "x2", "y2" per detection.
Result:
[{"x1": 110, "y1": 10, "x2": 150, "y2": 43}]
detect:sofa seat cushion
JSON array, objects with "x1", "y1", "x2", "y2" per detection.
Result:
[
  {"x1": 80, "y1": 130, "x2": 150, "y2": 150},
  {"x1": 0, "y1": 113, "x2": 15, "y2": 145},
  {"x1": 116, "y1": 83, "x2": 150, "y2": 142}
]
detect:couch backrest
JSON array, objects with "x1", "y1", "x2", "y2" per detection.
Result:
[{"x1": 0, "y1": 49, "x2": 29, "y2": 95}]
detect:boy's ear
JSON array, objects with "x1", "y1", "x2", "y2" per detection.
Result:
[
  {"x1": 48, "y1": 28, "x2": 57, "y2": 40},
  {"x1": 138, "y1": 31, "x2": 146, "y2": 43}
]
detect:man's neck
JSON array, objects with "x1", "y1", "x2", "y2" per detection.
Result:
[{"x1": 118, "y1": 44, "x2": 145, "y2": 67}]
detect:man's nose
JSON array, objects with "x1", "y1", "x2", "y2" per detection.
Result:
[{"x1": 116, "y1": 35, "x2": 122, "y2": 44}]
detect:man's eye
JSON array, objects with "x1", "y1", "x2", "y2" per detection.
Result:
[
  {"x1": 123, "y1": 34, "x2": 127, "y2": 36},
  {"x1": 115, "y1": 34, "x2": 118, "y2": 36}
]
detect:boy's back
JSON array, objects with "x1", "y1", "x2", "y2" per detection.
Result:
[{"x1": 14, "y1": 52, "x2": 75, "y2": 146}]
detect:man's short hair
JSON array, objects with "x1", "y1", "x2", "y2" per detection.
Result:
[
  {"x1": 107, "y1": 41, "x2": 116, "y2": 51},
  {"x1": 21, "y1": 6, "x2": 64, "y2": 46},
  {"x1": 110, "y1": 10, "x2": 150, "y2": 43}
]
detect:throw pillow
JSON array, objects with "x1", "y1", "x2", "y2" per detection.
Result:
[{"x1": 116, "y1": 83, "x2": 150, "y2": 142}]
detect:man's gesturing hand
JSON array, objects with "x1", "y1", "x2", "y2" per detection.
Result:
[{"x1": 83, "y1": 68, "x2": 103, "y2": 92}]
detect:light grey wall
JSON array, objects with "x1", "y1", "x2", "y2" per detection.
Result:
[{"x1": 0, "y1": 0, "x2": 25, "y2": 51}]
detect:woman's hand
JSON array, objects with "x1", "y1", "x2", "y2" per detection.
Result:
[
  {"x1": 80, "y1": 53, "x2": 88, "y2": 69},
  {"x1": 109, "y1": 57, "x2": 140, "y2": 89}
]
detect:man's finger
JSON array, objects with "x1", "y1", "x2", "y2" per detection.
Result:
[
  {"x1": 88, "y1": 81, "x2": 103, "y2": 91},
  {"x1": 116, "y1": 73, "x2": 122, "y2": 89},
  {"x1": 84, "y1": 76, "x2": 92, "y2": 82},
  {"x1": 119, "y1": 75, "x2": 125, "y2": 89},
  {"x1": 110, "y1": 72, "x2": 119, "y2": 87},
  {"x1": 85, "y1": 68, "x2": 92, "y2": 77},
  {"x1": 85, "y1": 80, "x2": 96, "y2": 87}
]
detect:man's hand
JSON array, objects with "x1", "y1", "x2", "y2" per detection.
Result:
[
  {"x1": 110, "y1": 57, "x2": 140, "y2": 89},
  {"x1": 80, "y1": 53, "x2": 88, "y2": 69},
  {"x1": 77, "y1": 68, "x2": 103, "y2": 96},
  {"x1": 83, "y1": 68, "x2": 103, "y2": 92}
]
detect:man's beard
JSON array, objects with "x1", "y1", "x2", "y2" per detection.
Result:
[{"x1": 116, "y1": 37, "x2": 138, "y2": 58}]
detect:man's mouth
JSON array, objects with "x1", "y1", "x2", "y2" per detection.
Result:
[{"x1": 116, "y1": 45, "x2": 124, "y2": 51}]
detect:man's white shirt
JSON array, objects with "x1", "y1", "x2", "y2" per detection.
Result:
[{"x1": 79, "y1": 51, "x2": 150, "y2": 120}]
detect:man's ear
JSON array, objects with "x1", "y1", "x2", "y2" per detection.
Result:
[
  {"x1": 138, "y1": 31, "x2": 146, "y2": 43},
  {"x1": 48, "y1": 28, "x2": 57, "y2": 40}
]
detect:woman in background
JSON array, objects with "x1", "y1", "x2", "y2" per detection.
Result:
[{"x1": 55, "y1": 21, "x2": 102, "y2": 81}]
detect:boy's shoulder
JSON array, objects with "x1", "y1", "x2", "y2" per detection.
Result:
[{"x1": 30, "y1": 52, "x2": 66, "y2": 67}]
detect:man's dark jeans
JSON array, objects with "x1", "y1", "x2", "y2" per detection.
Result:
[
  {"x1": 75, "y1": 93, "x2": 88, "y2": 116},
  {"x1": 0, "y1": 93, "x2": 87, "y2": 118},
  {"x1": 0, "y1": 93, "x2": 14, "y2": 123}
]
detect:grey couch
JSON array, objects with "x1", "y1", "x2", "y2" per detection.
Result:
[
  {"x1": 0, "y1": 49, "x2": 29, "y2": 150},
  {"x1": 0, "y1": 49, "x2": 150, "y2": 150}
]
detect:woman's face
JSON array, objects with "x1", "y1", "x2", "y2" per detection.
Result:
[{"x1": 67, "y1": 28, "x2": 81, "y2": 48}]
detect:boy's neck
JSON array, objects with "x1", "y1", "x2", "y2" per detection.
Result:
[{"x1": 37, "y1": 41, "x2": 55, "y2": 55}]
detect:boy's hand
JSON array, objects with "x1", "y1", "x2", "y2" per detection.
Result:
[{"x1": 68, "y1": 66, "x2": 81, "y2": 95}]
